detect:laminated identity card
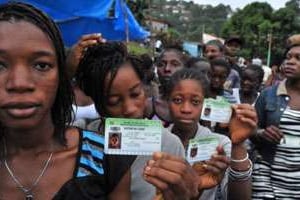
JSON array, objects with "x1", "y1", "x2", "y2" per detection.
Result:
[
  {"x1": 186, "y1": 135, "x2": 219, "y2": 164},
  {"x1": 104, "y1": 118, "x2": 162, "y2": 155},
  {"x1": 200, "y1": 98, "x2": 232, "y2": 123}
]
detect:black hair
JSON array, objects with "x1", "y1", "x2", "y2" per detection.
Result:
[
  {"x1": 186, "y1": 57, "x2": 209, "y2": 68},
  {"x1": 140, "y1": 53, "x2": 153, "y2": 70},
  {"x1": 165, "y1": 68, "x2": 210, "y2": 99},
  {"x1": 203, "y1": 40, "x2": 224, "y2": 52},
  {"x1": 210, "y1": 58, "x2": 231, "y2": 76},
  {"x1": 243, "y1": 64, "x2": 264, "y2": 86},
  {"x1": 156, "y1": 48, "x2": 189, "y2": 66},
  {"x1": 0, "y1": 2, "x2": 74, "y2": 144},
  {"x1": 75, "y1": 42, "x2": 144, "y2": 117}
]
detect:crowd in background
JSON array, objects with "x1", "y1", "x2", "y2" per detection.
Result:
[{"x1": 0, "y1": 1, "x2": 300, "y2": 200}]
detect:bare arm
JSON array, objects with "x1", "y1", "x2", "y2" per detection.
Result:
[{"x1": 108, "y1": 170, "x2": 131, "y2": 200}]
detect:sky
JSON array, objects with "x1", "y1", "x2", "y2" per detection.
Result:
[{"x1": 191, "y1": 0, "x2": 289, "y2": 10}]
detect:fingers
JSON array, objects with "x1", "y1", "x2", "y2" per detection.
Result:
[
  {"x1": 146, "y1": 158, "x2": 187, "y2": 175},
  {"x1": 152, "y1": 152, "x2": 186, "y2": 163},
  {"x1": 232, "y1": 104, "x2": 258, "y2": 126},
  {"x1": 78, "y1": 33, "x2": 106, "y2": 44},
  {"x1": 263, "y1": 126, "x2": 283, "y2": 143},
  {"x1": 204, "y1": 149, "x2": 230, "y2": 174}
]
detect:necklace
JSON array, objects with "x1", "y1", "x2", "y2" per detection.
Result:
[{"x1": 3, "y1": 139, "x2": 53, "y2": 200}]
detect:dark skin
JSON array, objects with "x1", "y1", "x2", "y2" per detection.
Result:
[
  {"x1": 209, "y1": 65, "x2": 230, "y2": 98},
  {"x1": 240, "y1": 69, "x2": 260, "y2": 104},
  {"x1": 0, "y1": 22, "x2": 130, "y2": 200},
  {"x1": 259, "y1": 46, "x2": 300, "y2": 144}
]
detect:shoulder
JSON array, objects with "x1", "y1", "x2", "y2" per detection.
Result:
[{"x1": 162, "y1": 128, "x2": 185, "y2": 157}]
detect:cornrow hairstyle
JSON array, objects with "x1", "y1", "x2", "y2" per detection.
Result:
[
  {"x1": 75, "y1": 42, "x2": 144, "y2": 117},
  {"x1": 0, "y1": 2, "x2": 74, "y2": 144},
  {"x1": 165, "y1": 68, "x2": 210, "y2": 99},
  {"x1": 210, "y1": 58, "x2": 231, "y2": 76},
  {"x1": 243, "y1": 64, "x2": 265, "y2": 87}
]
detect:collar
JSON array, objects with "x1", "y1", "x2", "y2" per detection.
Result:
[{"x1": 276, "y1": 79, "x2": 288, "y2": 96}]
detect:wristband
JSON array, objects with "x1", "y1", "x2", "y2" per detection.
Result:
[{"x1": 231, "y1": 153, "x2": 249, "y2": 163}]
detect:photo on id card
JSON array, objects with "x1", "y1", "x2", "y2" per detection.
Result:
[
  {"x1": 104, "y1": 118, "x2": 162, "y2": 155},
  {"x1": 200, "y1": 98, "x2": 232, "y2": 123}
]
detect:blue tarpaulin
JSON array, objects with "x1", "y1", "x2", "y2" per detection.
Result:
[{"x1": 0, "y1": 0, "x2": 149, "y2": 46}]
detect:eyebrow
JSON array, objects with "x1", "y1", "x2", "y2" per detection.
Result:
[
  {"x1": 108, "y1": 82, "x2": 142, "y2": 97},
  {"x1": 129, "y1": 82, "x2": 142, "y2": 92},
  {"x1": 0, "y1": 49, "x2": 56, "y2": 58}
]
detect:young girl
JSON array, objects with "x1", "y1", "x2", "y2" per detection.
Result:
[
  {"x1": 0, "y1": 2, "x2": 132, "y2": 200},
  {"x1": 166, "y1": 68, "x2": 257, "y2": 199}
]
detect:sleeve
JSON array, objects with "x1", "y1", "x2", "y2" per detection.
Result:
[{"x1": 254, "y1": 89, "x2": 267, "y2": 129}]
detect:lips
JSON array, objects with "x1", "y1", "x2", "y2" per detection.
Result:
[
  {"x1": 283, "y1": 67, "x2": 296, "y2": 75},
  {"x1": 1, "y1": 102, "x2": 41, "y2": 118},
  {"x1": 178, "y1": 118, "x2": 194, "y2": 124}
]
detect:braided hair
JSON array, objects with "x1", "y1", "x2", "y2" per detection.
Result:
[
  {"x1": 165, "y1": 68, "x2": 210, "y2": 99},
  {"x1": 75, "y1": 42, "x2": 144, "y2": 117},
  {"x1": 0, "y1": 2, "x2": 74, "y2": 144}
]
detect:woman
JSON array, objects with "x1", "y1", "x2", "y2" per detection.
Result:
[
  {"x1": 252, "y1": 44, "x2": 300, "y2": 199},
  {"x1": 0, "y1": 2, "x2": 132, "y2": 199}
]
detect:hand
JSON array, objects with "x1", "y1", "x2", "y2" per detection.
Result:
[
  {"x1": 193, "y1": 146, "x2": 230, "y2": 190},
  {"x1": 66, "y1": 33, "x2": 106, "y2": 76},
  {"x1": 229, "y1": 104, "x2": 258, "y2": 144},
  {"x1": 143, "y1": 152, "x2": 199, "y2": 200},
  {"x1": 258, "y1": 125, "x2": 283, "y2": 144}
]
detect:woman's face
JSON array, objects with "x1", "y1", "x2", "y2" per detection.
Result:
[
  {"x1": 169, "y1": 79, "x2": 204, "y2": 129},
  {"x1": 241, "y1": 69, "x2": 259, "y2": 93},
  {"x1": 284, "y1": 46, "x2": 300, "y2": 79},
  {"x1": 105, "y1": 64, "x2": 146, "y2": 118},
  {"x1": 0, "y1": 21, "x2": 58, "y2": 129}
]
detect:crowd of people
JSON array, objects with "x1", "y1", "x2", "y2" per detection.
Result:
[{"x1": 0, "y1": 2, "x2": 299, "y2": 200}]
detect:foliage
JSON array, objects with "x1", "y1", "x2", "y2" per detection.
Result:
[
  {"x1": 127, "y1": 42, "x2": 152, "y2": 55},
  {"x1": 222, "y1": 0, "x2": 300, "y2": 62}
]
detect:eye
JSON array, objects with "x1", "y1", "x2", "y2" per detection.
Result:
[
  {"x1": 172, "y1": 97, "x2": 182, "y2": 104},
  {"x1": 130, "y1": 92, "x2": 141, "y2": 98},
  {"x1": 157, "y1": 61, "x2": 166, "y2": 68},
  {"x1": 107, "y1": 97, "x2": 121, "y2": 107},
  {"x1": 192, "y1": 99, "x2": 201, "y2": 106},
  {"x1": 171, "y1": 61, "x2": 181, "y2": 68},
  {"x1": 0, "y1": 61, "x2": 7, "y2": 71},
  {"x1": 34, "y1": 62, "x2": 52, "y2": 71}
]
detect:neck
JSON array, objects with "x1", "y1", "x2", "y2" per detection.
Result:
[
  {"x1": 240, "y1": 90, "x2": 257, "y2": 104},
  {"x1": 2, "y1": 117, "x2": 56, "y2": 157},
  {"x1": 172, "y1": 123, "x2": 198, "y2": 144},
  {"x1": 286, "y1": 78, "x2": 300, "y2": 91},
  {"x1": 210, "y1": 88, "x2": 223, "y2": 98}
]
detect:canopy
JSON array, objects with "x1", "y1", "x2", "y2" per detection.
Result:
[{"x1": 0, "y1": 0, "x2": 150, "y2": 46}]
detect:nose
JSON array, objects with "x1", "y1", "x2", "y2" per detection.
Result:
[
  {"x1": 122, "y1": 98, "x2": 138, "y2": 118},
  {"x1": 6, "y1": 65, "x2": 35, "y2": 93},
  {"x1": 164, "y1": 62, "x2": 172, "y2": 73},
  {"x1": 180, "y1": 101, "x2": 192, "y2": 114}
]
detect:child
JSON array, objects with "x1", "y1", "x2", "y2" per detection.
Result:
[{"x1": 166, "y1": 68, "x2": 257, "y2": 199}]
